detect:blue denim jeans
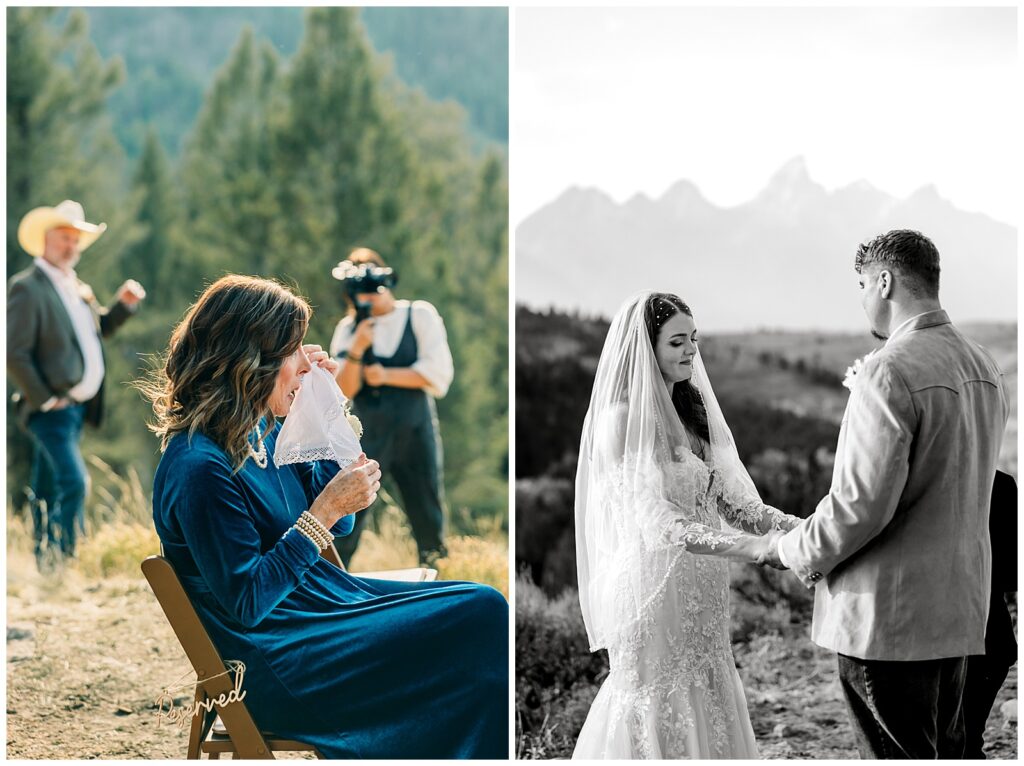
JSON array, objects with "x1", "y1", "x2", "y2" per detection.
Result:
[
  {"x1": 26, "y1": 404, "x2": 87, "y2": 558},
  {"x1": 838, "y1": 653, "x2": 967, "y2": 759}
]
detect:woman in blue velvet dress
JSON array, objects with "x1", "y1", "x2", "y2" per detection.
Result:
[{"x1": 145, "y1": 275, "x2": 508, "y2": 759}]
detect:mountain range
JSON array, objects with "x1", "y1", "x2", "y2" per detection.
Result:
[{"x1": 516, "y1": 157, "x2": 1016, "y2": 330}]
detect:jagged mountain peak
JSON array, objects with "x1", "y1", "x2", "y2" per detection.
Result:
[
  {"x1": 757, "y1": 156, "x2": 826, "y2": 202},
  {"x1": 658, "y1": 179, "x2": 713, "y2": 210},
  {"x1": 517, "y1": 166, "x2": 1015, "y2": 330},
  {"x1": 836, "y1": 179, "x2": 884, "y2": 196},
  {"x1": 769, "y1": 155, "x2": 811, "y2": 184},
  {"x1": 624, "y1": 191, "x2": 654, "y2": 208},
  {"x1": 905, "y1": 183, "x2": 945, "y2": 204},
  {"x1": 554, "y1": 185, "x2": 616, "y2": 205}
]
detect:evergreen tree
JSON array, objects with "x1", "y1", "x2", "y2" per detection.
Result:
[
  {"x1": 6, "y1": 7, "x2": 130, "y2": 280},
  {"x1": 5, "y1": 8, "x2": 137, "y2": 508},
  {"x1": 123, "y1": 128, "x2": 181, "y2": 305},
  {"x1": 180, "y1": 26, "x2": 280, "y2": 284},
  {"x1": 266, "y1": 7, "x2": 418, "y2": 340},
  {"x1": 436, "y1": 152, "x2": 509, "y2": 523}
]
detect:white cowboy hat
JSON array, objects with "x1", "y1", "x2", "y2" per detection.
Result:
[{"x1": 17, "y1": 200, "x2": 107, "y2": 257}]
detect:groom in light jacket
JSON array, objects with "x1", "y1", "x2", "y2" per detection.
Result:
[{"x1": 764, "y1": 230, "x2": 1008, "y2": 759}]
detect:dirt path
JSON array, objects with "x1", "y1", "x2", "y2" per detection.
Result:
[{"x1": 6, "y1": 551, "x2": 317, "y2": 759}]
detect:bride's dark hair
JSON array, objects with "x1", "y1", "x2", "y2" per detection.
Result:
[{"x1": 644, "y1": 293, "x2": 711, "y2": 444}]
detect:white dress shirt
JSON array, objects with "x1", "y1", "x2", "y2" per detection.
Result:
[
  {"x1": 34, "y1": 258, "x2": 105, "y2": 405},
  {"x1": 329, "y1": 299, "x2": 454, "y2": 398}
]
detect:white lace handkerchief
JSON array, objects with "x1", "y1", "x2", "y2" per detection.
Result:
[{"x1": 273, "y1": 365, "x2": 363, "y2": 469}]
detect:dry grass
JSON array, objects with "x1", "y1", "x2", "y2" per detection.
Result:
[
  {"x1": 85, "y1": 456, "x2": 151, "y2": 527},
  {"x1": 9, "y1": 460, "x2": 509, "y2": 596},
  {"x1": 347, "y1": 503, "x2": 509, "y2": 596},
  {"x1": 78, "y1": 522, "x2": 161, "y2": 578},
  {"x1": 435, "y1": 536, "x2": 509, "y2": 598}
]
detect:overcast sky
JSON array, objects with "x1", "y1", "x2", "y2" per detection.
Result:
[{"x1": 513, "y1": 6, "x2": 1019, "y2": 227}]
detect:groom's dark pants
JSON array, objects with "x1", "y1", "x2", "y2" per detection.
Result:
[{"x1": 837, "y1": 653, "x2": 967, "y2": 759}]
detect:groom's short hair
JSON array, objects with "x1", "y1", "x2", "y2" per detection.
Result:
[{"x1": 855, "y1": 229, "x2": 940, "y2": 298}]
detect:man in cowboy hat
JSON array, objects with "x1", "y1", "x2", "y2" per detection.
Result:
[{"x1": 7, "y1": 199, "x2": 146, "y2": 567}]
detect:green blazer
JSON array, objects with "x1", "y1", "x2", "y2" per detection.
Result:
[{"x1": 6, "y1": 263, "x2": 134, "y2": 427}]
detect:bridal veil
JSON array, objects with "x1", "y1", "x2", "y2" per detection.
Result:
[{"x1": 574, "y1": 290, "x2": 766, "y2": 651}]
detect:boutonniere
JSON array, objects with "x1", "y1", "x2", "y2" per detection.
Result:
[
  {"x1": 77, "y1": 282, "x2": 96, "y2": 304},
  {"x1": 842, "y1": 350, "x2": 879, "y2": 391}
]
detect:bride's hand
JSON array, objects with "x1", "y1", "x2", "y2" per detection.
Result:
[
  {"x1": 303, "y1": 344, "x2": 340, "y2": 377},
  {"x1": 753, "y1": 531, "x2": 787, "y2": 569},
  {"x1": 680, "y1": 525, "x2": 787, "y2": 569}
]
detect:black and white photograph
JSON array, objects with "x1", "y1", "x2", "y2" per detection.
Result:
[{"x1": 514, "y1": 6, "x2": 1018, "y2": 760}]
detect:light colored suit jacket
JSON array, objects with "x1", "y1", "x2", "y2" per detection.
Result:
[{"x1": 777, "y1": 311, "x2": 1008, "y2": 661}]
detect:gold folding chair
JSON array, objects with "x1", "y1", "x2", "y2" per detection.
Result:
[{"x1": 143, "y1": 544, "x2": 435, "y2": 758}]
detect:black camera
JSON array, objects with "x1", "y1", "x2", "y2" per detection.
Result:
[{"x1": 331, "y1": 260, "x2": 398, "y2": 324}]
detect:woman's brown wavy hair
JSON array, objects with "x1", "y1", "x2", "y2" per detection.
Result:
[{"x1": 140, "y1": 275, "x2": 311, "y2": 471}]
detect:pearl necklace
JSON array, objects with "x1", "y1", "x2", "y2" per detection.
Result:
[{"x1": 248, "y1": 428, "x2": 268, "y2": 469}]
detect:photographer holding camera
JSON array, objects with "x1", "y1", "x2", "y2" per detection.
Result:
[{"x1": 330, "y1": 248, "x2": 454, "y2": 568}]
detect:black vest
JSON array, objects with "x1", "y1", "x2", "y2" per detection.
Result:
[{"x1": 353, "y1": 306, "x2": 431, "y2": 431}]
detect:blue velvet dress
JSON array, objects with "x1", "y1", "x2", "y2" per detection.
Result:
[{"x1": 151, "y1": 424, "x2": 508, "y2": 759}]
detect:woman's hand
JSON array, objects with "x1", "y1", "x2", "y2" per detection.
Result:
[
  {"x1": 350, "y1": 319, "x2": 374, "y2": 356},
  {"x1": 363, "y1": 363, "x2": 387, "y2": 386},
  {"x1": 719, "y1": 532, "x2": 788, "y2": 569},
  {"x1": 679, "y1": 524, "x2": 788, "y2": 569},
  {"x1": 308, "y1": 453, "x2": 381, "y2": 528},
  {"x1": 303, "y1": 344, "x2": 339, "y2": 377},
  {"x1": 755, "y1": 530, "x2": 787, "y2": 569}
]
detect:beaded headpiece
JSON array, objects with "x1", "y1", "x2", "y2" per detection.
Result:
[{"x1": 646, "y1": 293, "x2": 691, "y2": 336}]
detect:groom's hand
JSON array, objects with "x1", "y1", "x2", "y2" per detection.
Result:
[{"x1": 755, "y1": 531, "x2": 787, "y2": 570}]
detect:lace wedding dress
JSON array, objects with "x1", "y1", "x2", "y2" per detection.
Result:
[{"x1": 573, "y1": 292, "x2": 801, "y2": 759}]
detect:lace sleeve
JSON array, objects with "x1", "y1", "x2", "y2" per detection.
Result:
[
  {"x1": 671, "y1": 522, "x2": 742, "y2": 550},
  {"x1": 629, "y1": 459, "x2": 703, "y2": 551},
  {"x1": 714, "y1": 469, "x2": 801, "y2": 535},
  {"x1": 673, "y1": 522, "x2": 770, "y2": 564}
]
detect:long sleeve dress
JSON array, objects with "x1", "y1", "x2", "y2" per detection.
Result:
[
  {"x1": 151, "y1": 423, "x2": 508, "y2": 759},
  {"x1": 573, "y1": 447, "x2": 801, "y2": 759}
]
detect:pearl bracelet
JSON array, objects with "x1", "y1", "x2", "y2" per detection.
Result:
[
  {"x1": 294, "y1": 511, "x2": 333, "y2": 550},
  {"x1": 293, "y1": 524, "x2": 329, "y2": 551},
  {"x1": 300, "y1": 510, "x2": 333, "y2": 540},
  {"x1": 296, "y1": 520, "x2": 331, "y2": 550}
]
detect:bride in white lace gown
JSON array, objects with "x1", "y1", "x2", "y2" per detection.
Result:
[{"x1": 573, "y1": 292, "x2": 801, "y2": 759}]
